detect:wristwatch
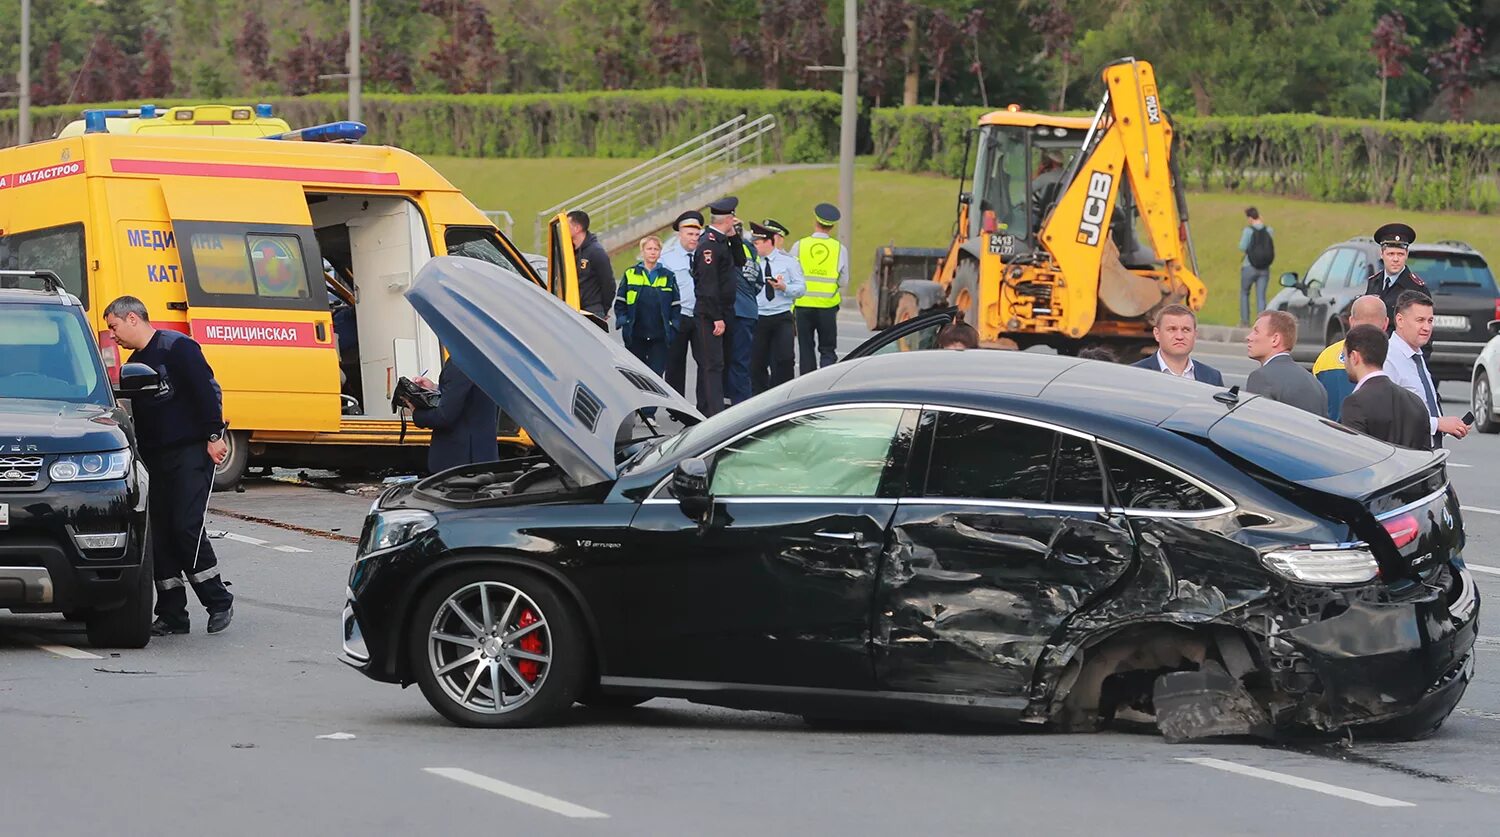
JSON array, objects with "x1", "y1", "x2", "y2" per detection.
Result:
[{"x1": 208, "y1": 425, "x2": 226, "y2": 443}]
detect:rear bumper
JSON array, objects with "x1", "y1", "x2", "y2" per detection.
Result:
[{"x1": 1428, "y1": 343, "x2": 1485, "y2": 379}]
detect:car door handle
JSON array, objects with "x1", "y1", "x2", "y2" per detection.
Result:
[{"x1": 813, "y1": 530, "x2": 860, "y2": 542}]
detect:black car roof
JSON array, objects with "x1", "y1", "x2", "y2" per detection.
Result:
[{"x1": 796, "y1": 350, "x2": 1234, "y2": 431}]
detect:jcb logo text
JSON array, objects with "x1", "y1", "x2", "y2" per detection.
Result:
[{"x1": 1075, "y1": 172, "x2": 1114, "y2": 246}]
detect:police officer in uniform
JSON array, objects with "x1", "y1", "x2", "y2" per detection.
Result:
[
  {"x1": 791, "y1": 202, "x2": 847, "y2": 373},
  {"x1": 1363, "y1": 222, "x2": 1428, "y2": 325},
  {"x1": 692, "y1": 197, "x2": 746, "y2": 416}
]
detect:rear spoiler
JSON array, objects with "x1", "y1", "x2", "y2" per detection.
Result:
[{"x1": 1294, "y1": 448, "x2": 1449, "y2": 504}]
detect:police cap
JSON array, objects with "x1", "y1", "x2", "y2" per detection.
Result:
[
  {"x1": 708, "y1": 196, "x2": 739, "y2": 217},
  {"x1": 814, "y1": 202, "x2": 841, "y2": 225},
  {"x1": 761, "y1": 218, "x2": 789, "y2": 238},
  {"x1": 672, "y1": 210, "x2": 704, "y2": 231},
  {"x1": 1374, "y1": 222, "x2": 1416, "y2": 250},
  {"x1": 748, "y1": 222, "x2": 776, "y2": 240}
]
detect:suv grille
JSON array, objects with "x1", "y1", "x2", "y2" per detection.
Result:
[{"x1": 0, "y1": 455, "x2": 44, "y2": 487}]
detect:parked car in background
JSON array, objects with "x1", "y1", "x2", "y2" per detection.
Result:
[
  {"x1": 1471, "y1": 319, "x2": 1500, "y2": 434},
  {"x1": 1271, "y1": 238, "x2": 1498, "y2": 382}
]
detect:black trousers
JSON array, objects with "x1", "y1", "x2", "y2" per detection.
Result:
[
  {"x1": 796, "y1": 306, "x2": 839, "y2": 374},
  {"x1": 751, "y1": 311, "x2": 796, "y2": 395},
  {"x1": 665, "y1": 313, "x2": 698, "y2": 398},
  {"x1": 695, "y1": 313, "x2": 726, "y2": 416},
  {"x1": 143, "y1": 443, "x2": 233, "y2": 624}
]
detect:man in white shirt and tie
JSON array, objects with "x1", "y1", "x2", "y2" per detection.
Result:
[{"x1": 1383, "y1": 290, "x2": 1470, "y2": 447}]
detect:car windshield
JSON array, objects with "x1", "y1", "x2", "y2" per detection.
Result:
[
  {"x1": 625, "y1": 408, "x2": 746, "y2": 473},
  {"x1": 0, "y1": 303, "x2": 110, "y2": 405},
  {"x1": 1407, "y1": 252, "x2": 1497, "y2": 296}
]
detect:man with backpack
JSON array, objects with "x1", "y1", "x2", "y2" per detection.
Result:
[{"x1": 1238, "y1": 207, "x2": 1275, "y2": 327}]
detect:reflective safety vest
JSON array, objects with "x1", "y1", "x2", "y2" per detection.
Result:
[
  {"x1": 794, "y1": 236, "x2": 841, "y2": 309},
  {"x1": 624, "y1": 264, "x2": 670, "y2": 305}
]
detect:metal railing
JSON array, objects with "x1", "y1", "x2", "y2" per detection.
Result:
[
  {"x1": 482, "y1": 209, "x2": 514, "y2": 239},
  {"x1": 534, "y1": 114, "x2": 777, "y2": 250}
]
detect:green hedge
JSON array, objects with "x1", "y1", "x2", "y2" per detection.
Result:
[
  {"x1": 0, "y1": 89, "x2": 843, "y2": 163},
  {"x1": 873, "y1": 107, "x2": 1500, "y2": 213}
]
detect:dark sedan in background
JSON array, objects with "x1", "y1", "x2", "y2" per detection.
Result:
[
  {"x1": 342, "y1": 256, "x2": 1478, "y2": 743},
  {"x1": 1272, "y1": 237, "x2": 1497, "y2": 382}
]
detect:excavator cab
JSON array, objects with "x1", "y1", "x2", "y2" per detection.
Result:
[{"x1": 968, "y1": 122, "x2": 1083, "y2": 245}]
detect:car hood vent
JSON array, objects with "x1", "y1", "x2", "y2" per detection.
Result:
[
  {"x1": 572, "y1": 384, "x2": 603, "y2": 432},
  {"x1": 618, "y1": 367, "x2": 667, "y2": 396}
]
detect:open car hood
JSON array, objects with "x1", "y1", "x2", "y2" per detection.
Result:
[{"x1": 406, "y1": 256, "x2": 702, "y2": 487}]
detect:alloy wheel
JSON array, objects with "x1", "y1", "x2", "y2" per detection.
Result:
[
  {"x1": 1475, "y1": 375, "x2": 1496, "y2": 434},
  {"x1": 427, "y1": 581, "x2": 552, "y2": 714}
]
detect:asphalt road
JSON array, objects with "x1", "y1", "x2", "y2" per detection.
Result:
[{"x1": 4, "y1": 317, "x2": 1500, "y2": 835}]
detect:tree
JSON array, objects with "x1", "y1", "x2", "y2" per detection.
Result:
[
  {"x1": 75, "y1": 35, "x2": 134, "y2": 103},
  {"x1": 1032, "y1": 0, "x2": 1077, "y2": 110},
  {"x1": 236, "y1": 10, "x2": 272, "y2": 89},
  {"x1": 926, "y1": 8, "x2": 962, "y2": 105},
  {"x1": 281, "y1": 33, "x2": 331, "y2": 96},
  {"x1": 421, "y1": 0, "x2": 502, "y2": 93},
  {"x1": 32, "y1": 41, "x2": 67, "y2": 107},
  {"x1": 1427, "y1": 24, "x2": 1486, "y2": 121},
  {"x1": 1370, "y1": 13, "x2": 1412, "y2": 120},
  {"x1": 962, "y1": 9, "x2": 989, "y2": 107},
  {"x1": 365, "y1": 31, "x2": 416, "y2": 93},
  {"x1": 859, "y1": 0, "x2": 911, "y2": 106},
  {"x1": 141, "y1": 30, "x2": 174, "y2": 98}
]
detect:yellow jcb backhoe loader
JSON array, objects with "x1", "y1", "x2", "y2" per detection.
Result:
[{"x1": 859, "y1": 57, "x2": 1206, "y2": 359}]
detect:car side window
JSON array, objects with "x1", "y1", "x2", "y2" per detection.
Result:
[
  {"x1": 1051, "y1": 434, "x2": 1105, "y2": 506},
  {"x1": 922, "y1": 411, "x2": 1052, "y2": 501},
  {"x1": 1303, "y1": 249, "x2": 1337, "y2": 288},
  {"x1": 710, "y1": 407, "x2": 906, "y2": 497},
  {"x1": 1326, "y1": 248, "x2": 1358, "y2": 290},
  {"x1": 1100, "y1": 446, "x2": 1214, "y2": 511}
]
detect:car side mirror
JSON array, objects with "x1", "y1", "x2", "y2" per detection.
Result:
[
  {"x1": 958, "y1": 192, "x2": 972, "y2": 206},
  {"x1": 1278, "y1": 272, "x2": 1299, "y2": 288},
  {"x1": 1489, "y1": 320, "x2": 1500, "y2": 336},
  {"x1": 114, "y1": 362, "x2": 160, "y2": 397},
  {"x1": 672, "y1": 457, "x2": 711, "y2": 519}
]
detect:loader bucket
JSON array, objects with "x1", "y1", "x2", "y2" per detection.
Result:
[
  {"x1": 863, "y1": 246, "x2": 949, "y2": 329},
  {"x1": 1097, "y1": 239, "x2": 1167, "y2": 318}
]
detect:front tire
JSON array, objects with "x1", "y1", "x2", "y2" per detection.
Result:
[
  {"x1": 948, "y1": 259, "x2": 981, "y2": 327},
  {"x1": 212, "y1": 430, "x2": 250, "y2": 491},
  {"x1": 409, "y1": 568, "x2": 587, "y2": 728},
  {"x1": 1474, "y1": 373, "x2": 1498, "y2": 434},
  {"x1": 86, "y1": 534, "x2": 153, "y2": 649}
]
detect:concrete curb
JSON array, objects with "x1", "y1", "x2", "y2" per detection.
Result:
[{"x1": 1197, "y1": 325, "x2": 1252, "y2": 344}]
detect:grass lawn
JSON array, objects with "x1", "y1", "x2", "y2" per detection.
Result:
[{"x1": 434, "y1": 155, "x2": 1499, "y2": 326}]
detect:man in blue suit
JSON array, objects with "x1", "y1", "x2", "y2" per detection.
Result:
[
  {"x1": 1131, "y1": 304, "x2": 1224, "y2": 386},
  {"x1": 409, "y1": 360, "x2": 499, "y2": 474}
]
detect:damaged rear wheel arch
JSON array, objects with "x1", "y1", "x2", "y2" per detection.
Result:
[{"x1": 1047, "y1": 623, "x2": 1264, "y2": 734}]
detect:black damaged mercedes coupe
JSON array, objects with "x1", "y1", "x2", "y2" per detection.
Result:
[{"x1": 342, "y1": 256, "x2": 1478, "y2": 740}]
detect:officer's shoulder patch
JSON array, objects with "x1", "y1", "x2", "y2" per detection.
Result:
[
  {"x1": 703, "y1": 250, "x2": 713, "y2": 264},
  {"x1": 1409, "y1": 272, "x2": 1425, "y2": 286}
]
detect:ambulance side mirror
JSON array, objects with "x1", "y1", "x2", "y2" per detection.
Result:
[{"x1": 115, "y1": 362, "x2": 160, "y2": 397}]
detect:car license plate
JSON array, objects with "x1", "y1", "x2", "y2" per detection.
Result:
[
  {"x1": 1434, "y1": 315, "x2": 1469, "y2": 331},
  {"x1": 0, "y1": 503, "x2": 8, "y2": 528}
]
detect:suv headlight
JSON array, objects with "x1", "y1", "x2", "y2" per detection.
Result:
[
  {"x1": 50, "y1": 450, "x2": 131, "y2": 482},
  {"x1": 1262, "y1": 544, "x2": 1379, "y2": 584},
  {"x1": 358, "y1": 509, "x2": 436, "y2": 557}
]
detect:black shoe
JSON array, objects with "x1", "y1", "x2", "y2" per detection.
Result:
[
  {"x1": 207, "y1": 606, "x2": 234, "y2": 634},
  {"x1": 151, "y1": 617, "x2": 189, "y2": 636}
]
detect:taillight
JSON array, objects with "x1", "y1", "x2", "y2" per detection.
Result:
[
  {"x1": 1492, "y1": 298, "x2": 1499, "y2": 322},
  {"x1": 97, "y1": 330, "x2": 120, "y2": 383},
  {"x1": 1383, "y1": 513, "x2": 1420, "y2": 549}
]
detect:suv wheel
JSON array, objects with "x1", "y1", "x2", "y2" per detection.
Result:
[
  {"x1": 410, "y1": 568, "x2": 587, "y2": 728},
  {"x1": 86, "y1": 532, "x2": 153, "y2": 649},
  {"x1": 212, "y1": 430, "x2": 250, "y2": 491},
  {"x1": 1474, "y1": 373, "x2": 1498, "y2": 434},
  {"x1": 1325, "y1": 321, "x2": 1344, "y2": 346}
]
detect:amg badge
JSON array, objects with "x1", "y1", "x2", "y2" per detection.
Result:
[{"x1": 1075, "y1": 172, "x2": 1114, "y2": 246}]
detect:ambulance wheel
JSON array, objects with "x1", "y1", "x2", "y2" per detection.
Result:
[
  {"x1": 86, "y1": 534, "x2": 153, "y2": 649},
  {"x1": 213, "y1": 430, "x2": 250, "y2": 491},
  {"x1": 949, "y1": 259, "x2": 981, "y2": 327}
]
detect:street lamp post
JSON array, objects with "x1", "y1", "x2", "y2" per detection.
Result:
[
  {"x1": 18, "y1": 0, "x2": 31, "y2": 145},
  {"x1": 808, "y1": 1, "x2": 859, "y2": 269},
  {"x1": 348, "y1": 0, "x2": 361, "y2": 123}
]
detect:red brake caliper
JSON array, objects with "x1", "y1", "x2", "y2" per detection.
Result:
[{"x1": 516, "y1": 609, "x2": 543, "y2": 683}]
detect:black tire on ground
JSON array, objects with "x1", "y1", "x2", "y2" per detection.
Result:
[
  {"x1": 409, "y1": 567, "x2": 588, "y2": 728},
  {"x1": 212, "y1": 429, "x2": 250, "y2": 491},
  {"x1": 86, "y1": 534, "x2": 153, "y2": 649},
  {"x1": 1325, "y1": 320, "x2": 1344, "y2": 347},
  {"x1": 577, "y1": 692, "x2": 653, "y2": 710},
  {"x1": 948, "y1": 259, "x2": 981, "y2": 327},
  {"x1": 1474, "y1": 373, "x2": 1499, "y2": 434}
]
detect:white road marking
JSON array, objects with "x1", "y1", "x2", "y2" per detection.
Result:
[
  {"x1": 33, "y1": 641, "x2": 103, "y2": 660},
  {"x1": 1474, "y1": 636, "x2": 1500, "y2": 646},
  {"x1": 1462, "y1": 505, "x2": 1500, "y2": 517},
  {"x1": 1460, "y1": 708, "x2": 1500, "y2": 722},
  {"x1": 1178, "y1": 757, "x2": 1416, "y2": 808},
  {"x1": 424, "y1": 767, "x2": 609, "y2": 819},
  {"x1": 1447, "y1": 463, "x2": 1472, "y2": 468},
  {"x1": 1465, "y1": 564, "x2": 1500, "y2": 577},
  {"x1": 216, "y1": 530, "x2": 311, "y2": 554},
  {"x1": 273, "y1": 544, "x2": 312, "y2": 554},
  {"x1": 315, "y1": 732, "x2": 357, "y2": 740}
]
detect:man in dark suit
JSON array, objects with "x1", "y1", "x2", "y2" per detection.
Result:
[
  {"x1": 1131, "y1": 304, "x2": 1224, "y2": 386},
  {"x1": 409, "y1": 360, "x2": 499, "y2": 474},
  {"x1": 1339, "y1": 324, "x2": 1432, "y2": 450},
  {"x1": 1246, "y1": 309, "x2": 1328, "y2": 416}
]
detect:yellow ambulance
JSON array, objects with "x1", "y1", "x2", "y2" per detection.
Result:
[{"x1": 0, "y1": 105, "x2": 581, "y2": 488}]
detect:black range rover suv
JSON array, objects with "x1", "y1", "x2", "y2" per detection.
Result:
[{"x1": 0, "y1": 271, "x2": 158, "y2": 647}]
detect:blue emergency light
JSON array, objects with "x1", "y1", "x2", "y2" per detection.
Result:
[
  {"x1": 263, "y1": 121, "x2": 368, "y2": 143},
  {"x1": 140, "y1": 104, "x2": 158, "y2": 118},
  {"x1": 83, "y1": 111, "x2": 109, "y2": 134},
  {"x1": 255, "y1": 104, "x2": 274, "y2": 118}
]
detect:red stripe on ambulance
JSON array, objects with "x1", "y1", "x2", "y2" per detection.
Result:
[
  {"x1": 0, "y1": 160, "x2": 85, "y2": 190},
  {"x1": 192, "y1": 319, "x2": 327, "y2": 348}
]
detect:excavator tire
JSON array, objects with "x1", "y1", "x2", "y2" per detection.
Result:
[{"x1": 949, "y1": 259, "x2": 981, "y2": 327}]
